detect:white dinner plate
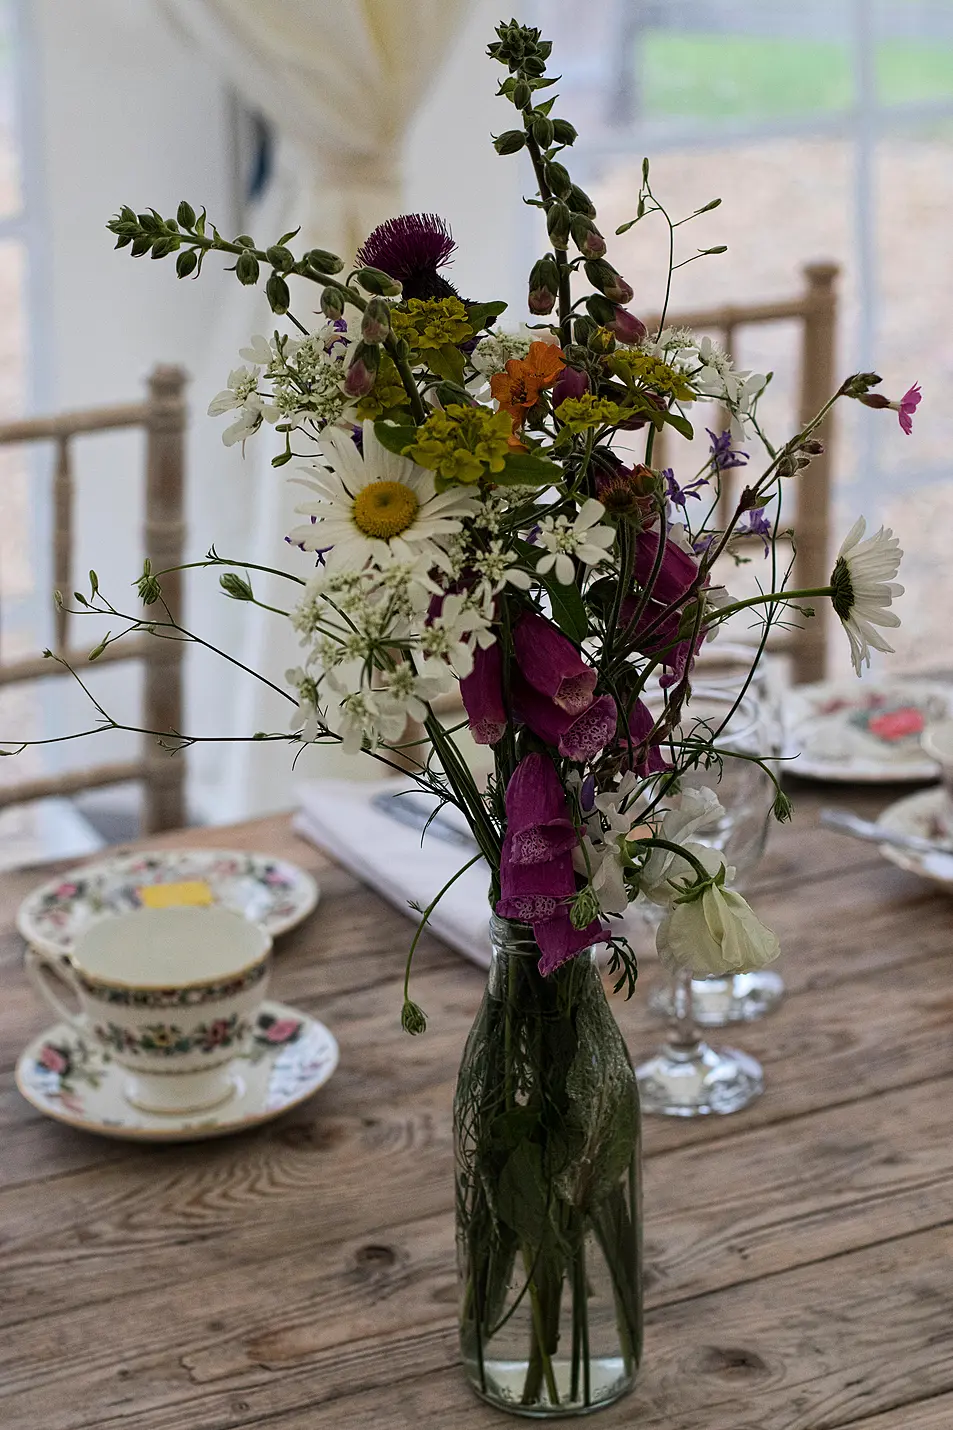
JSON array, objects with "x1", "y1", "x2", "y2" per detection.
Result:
[
  {"x1": 876, "y1": 787, "x2": 953, "y2": 890},
  {"x1": 783, "y1": 679, "x2": 950, "y2": 783}
]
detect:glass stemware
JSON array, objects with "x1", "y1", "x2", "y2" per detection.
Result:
[
  {"x1": 650, "y1": 648, "x2": 785, "y2": 1026},
  {"x1": 634, "y1": 686, "x2": 770, "y2": 1117}
]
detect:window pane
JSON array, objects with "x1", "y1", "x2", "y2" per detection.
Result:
[
  {"x1": 641, "y1": 34, "x2": 852, "y2": 120},
  {"x1": 0, "y1": 0, "x2": 21, "y2": 220}
]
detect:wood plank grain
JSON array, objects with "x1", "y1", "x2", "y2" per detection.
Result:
[
  {"x1": 35, "y1": 1223, "x2": 953, "y2": 1430},
  {"x1": 834, "y1": 1393, "x2": 953, "y2": 1430}
]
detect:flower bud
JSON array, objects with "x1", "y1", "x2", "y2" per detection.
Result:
[
  {"x1": 800, "y1": 437, "x2": 825, "y2": 455},
  {"x1": 584, "y1": 259, "x2": 633, "y2": 304},
  {"x1": 235, "y1": 250, "x2": 260, "y2": 285},
  {"x1": 857, "y1": 392, "x2": 890, "y2": 410},
  {"x1": 544, "y1": 161, "x2": 572, "y2": 198},
  {"x1": 220, "y1": 572, "x2": 254, "y2": 601},
  {"x1": 531, "y1": 113, "x2": 555, "y2": 148},
  {"x1": 493, "y1": 129, "x2": 526, "y2": 155},
  {"x1": 572, "y1": 315, "x2": 597, "y2": 345},
  {"x1": 551, "y1": 118, "x2": 578, "y2": 146},
  {"x1": 343, "y1": 341, "x2": 380, "y2": 398},
  {"x1": 355, "y1": 265, "x2": 403, "y2": 297},
  {"x1": 585, "y1": 294, "x2": 617, "y2": 326},
  {"x1": 265, "y1": 245, "x2": 295, "y2": 270},
  {"x1": 528, "y1": 255, "x2": 559, "y2": 315},
  {"x1": 552, "y1": 364, "x2": 589, "y2": 407},
  {"x1": 361, "y1": 296, "x2": 391, "y2": 343},
  {"x1": 320, "y1": 286, "x2": 346, "y2": 320},
  {"x1": 176, "y1": 200, "x2": 196, "y2": 229},
  {"x1": 570, "y1": 214, "x2": 606, "y2": 258},
  {"x1": 266, "y1": 273, "x2": 290, "y2": 314},
  {"x1": 401, "y1": 999, "x2": 428, "y2": 1036},
  {"x1": 608, "y1": 307, "x2": 647, "y2": 345},
  {"x1": 304, "y1": 248, "x2": 344, "y2": 275},
  {"x1": 567, "y1": 184, "x2": 596, "y2": 217},
  {"x1": 512, "y1": 79, "x2": 532, "y2": 109},
  {"x1": 546, "y1": 200, "x2": 572, "y2": 250},
  {"x1": 175, "y1": 248, "x2": 198, "y2": 279},
  {"x1": 587, "y1": 326, "x2": 615, "y2": 355}
]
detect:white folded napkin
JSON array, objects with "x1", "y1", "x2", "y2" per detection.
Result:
[{"x1": 293, "y1": 778, "x2": 493, "y2": 968}]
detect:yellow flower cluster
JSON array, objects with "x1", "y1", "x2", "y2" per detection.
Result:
[
  {"x1": 555, "y1": 394, "x2": 625, "y2": 432},
  {"x1": 390, "y1": 297, "x2": 474, "y2": 352},
  {"x1": 355, "y1": 353, "x2": 408, "y2": 420},
  {"x1": 408, "y1": 404, "x2": 512, "y2": 485},
  {"x1": 608, "y1": 350, "x2": 695, "y2": 402}
]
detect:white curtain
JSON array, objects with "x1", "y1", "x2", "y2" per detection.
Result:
[
  {"x1": 156, "y1": 0, "x2": 470, "y2": 819},
  {"x1": 161, "y1": 0, "x2": 469, "y2": 257}
]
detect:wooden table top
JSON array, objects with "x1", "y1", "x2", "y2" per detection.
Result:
[{"x1": 2, "y1": 785, "x2": 952, "y2": 1429}]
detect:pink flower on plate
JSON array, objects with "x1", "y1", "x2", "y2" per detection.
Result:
[
  {"x1": 38, "y1": 1044, "x2": 69, "y2": 1075},
  {"x1": 262, "y1": 1018, "x2": 301, "y2": 1044},
  {"x1": 53, "y1": 883, "x2": 79, "y2": 899},
  {"x1": 896, "y1": 382, "x2": 921, "y2": 435}
]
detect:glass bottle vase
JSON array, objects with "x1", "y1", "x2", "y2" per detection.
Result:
[{"x1": 454, "y1": 914, "x2": 643, "y2": 1417}]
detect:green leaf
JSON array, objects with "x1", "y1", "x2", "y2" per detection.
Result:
[
  {"x1": 425, "y1": 343, "x2": 466, "y2": 385},
  {"x1": 661, "y1": 409, "x2": 694, "y2": 441},
  {"x1": 373, "y1": 420, "x2": 417, "y2": 456},
  {"x1": 497, "y1": 1141, "x2": 549, "y2": 1245},
  {"x1": 465, "y1": 300, "x2": 508, "y2": 332},
  {"x1": 277, "y1": 227, "x2": 301, "y2": 246},
  {"x1": 494, "y1": 451, "x2": 563, "y2": 487},
  {"x1": 544, "y1": 576, "x2": 587, "y2": 643},
  {"x1": 534, "y1": 96, "x2": 557, "y2": 116}
]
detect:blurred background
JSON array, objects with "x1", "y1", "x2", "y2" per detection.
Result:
[{"x1": 0, "y1": 0, "x2": 946, "y2": 853}]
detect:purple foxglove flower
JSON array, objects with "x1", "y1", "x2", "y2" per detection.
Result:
[
  {"x1": 534, "y1": 907, "x2": 609, "y2": 976},
  {"x1": 552, "y1": 364, "x2": 590, "y2": 408},
  {"x1": 513, "y1": 611, "x2": 597, "y2": 716},
  {"x1": 503, "y1": 752, "x2": 578, "y2": 864},
  {"x1": 620, "y1": 699, "x2": 671, "y2": 777},
  {"x1": 343, "y1": 345, "x2": 378, "y2": 398},
  {"x1": 634, "y1": 528, "x2": 699, "y2": 606},
  {"x1": 528, "y1": 284, "x2": 558, "y2": 316},
  {"x1": 460, "y1": 642, "x2": 507, "y2": 746},
  {"x1": 618, "y1": 592, "x2": 702, "y2": 690},
  {"x1": 496, "y1": 841, "x2": 577, "y2": 923},
  {"x1": 512, "y1": 673, "x2": 618, "y2": 760},
  {"x1": 608, "y1": 307, "x2": 647, "y2": 345}
]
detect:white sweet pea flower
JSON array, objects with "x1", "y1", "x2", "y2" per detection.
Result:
[
  {"x1": 638, "y1": 786, "x2": 725, "y2": 903},
  {"x1": 655, "y1": 863, "x2": 781, "y2": 977},
  {"x1": 830, "y1": 517, "x2": 904, "y2": 675},
  {"x1": 536, "y1": 499, "x2": 616, "y2": 585}
]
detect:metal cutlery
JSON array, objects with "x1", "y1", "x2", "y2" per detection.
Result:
[{"x1": 819, "y1": 806, "x2": 953, "y2": 858}]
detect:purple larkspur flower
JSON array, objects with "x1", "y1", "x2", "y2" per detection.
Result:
[
  {"x1": 664, "y1": 468, "x2": 709, "y2": 510},
  {"x1": 707, "y1": 428, "x2": 749, "y2": 471},
  {"x1": 737, "y1": 507, "x2": 772, "y2": 555},
  {"x1": 356, "y1": 214, "x2": 459, "y2": 301}
]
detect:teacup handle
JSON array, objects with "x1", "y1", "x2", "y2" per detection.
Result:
[{"x1": 25, "y1": 947, "x2": 88, "y2": 1035}]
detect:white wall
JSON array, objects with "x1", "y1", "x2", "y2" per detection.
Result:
[{"x1": 28, "y1": 0, "x2": 540, "y2": 823}]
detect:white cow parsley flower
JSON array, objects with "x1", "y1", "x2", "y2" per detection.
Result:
[
  {"x1": 830, "y1": 517, "x2": 904, "y2": 675},
  {"x1": 470, "y1": 331, "x2": 534, "y2": 376},
  {"x1": 419, "y1": 593, "x2": 494, "y2": 678},
  {"x1": 535, "y1": 499, "x2": 615, "y2": 585},
  {"x1": 208, "y1": 367, "x2": 264, "y2": 447}
]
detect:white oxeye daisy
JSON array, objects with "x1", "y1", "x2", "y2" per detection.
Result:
[
  {"x1": 830, "y1": 517, "x2": 904, "y2": 675},
  {"x1": 287, "y1": 421, "x2": 477, "y2": 571},
  {"x1": 535, "y1": 498, "x2": 615, "y2": 585}
]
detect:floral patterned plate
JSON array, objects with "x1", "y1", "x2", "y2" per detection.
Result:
[
  {"x1": 17, "y1": 848, "x2": 320, "y2": 958},
  {"x1": 876, "y1": 787, "x2": 953, "y2": 890},
  {"x1": 783, "y1": 679, "x2": 951, "y2": 783},
  {"x1": 15, "y1": 1000, "x2": 339, "y2": 1142}
]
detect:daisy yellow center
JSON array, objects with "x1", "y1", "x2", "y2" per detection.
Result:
[{"x1": 352, "y1": 480, "x2": 420, "y2": 539}]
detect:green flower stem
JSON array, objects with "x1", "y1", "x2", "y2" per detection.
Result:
[
  {"x1": 521, "y1": 1249, "x2": 561, "y2": 1407},
  {"x1": 522, "y1": 124, "x2": 572, "y2": 344},
  {"x1": 630, "y1": 836, "x2": 713, "y2": 885},
  {"x1": 153, "y1": 557, "x2": 307, "y2": 587},
  {"x1": 401, "y1": 851, "x2": 483, "y2": 1017},
  {"x1": 702, "y1": 585, "x2": 834, "y2": 630}
]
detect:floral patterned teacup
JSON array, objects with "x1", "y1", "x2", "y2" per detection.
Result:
[{"x1": 25, "y1": 906, "x2": 272, "y2": 1114}]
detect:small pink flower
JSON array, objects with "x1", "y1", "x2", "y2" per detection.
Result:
[
  {"x1": 38, "y1": 1044, "x2": 68, "y2": 1074},
  {"x1": 896, "y1": 382, "x2": 921, "y2": 435},
  {"x1": 263, "y1": 1018, "x2": 301, "y2": 1044},
  {"x1": 54, "y1": 883, "x2": 78, "y2": 899}
]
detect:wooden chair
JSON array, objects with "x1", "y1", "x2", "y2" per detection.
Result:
[
  {"x1": 649, "y1": 261, "x2": 839, "y2": 684},
  {"x1": 0, "y1": 366, "x2": 188, "y2": 833}
]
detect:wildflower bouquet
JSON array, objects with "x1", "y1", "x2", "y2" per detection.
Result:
[{"x1": 91, "y1": 17, "x2": 919, "y2": 1418}]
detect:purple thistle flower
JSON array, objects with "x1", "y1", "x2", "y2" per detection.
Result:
[
  {"x1": 707, "y1": 428, "x2": 749, "y2": 472},
  {"x1": 356, "y1": 214, "x2": 459, "y2": 301}
]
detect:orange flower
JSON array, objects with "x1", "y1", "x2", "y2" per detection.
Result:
[{"x1": 490, "y1": 341, "x2": 565, "y2": 429}]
